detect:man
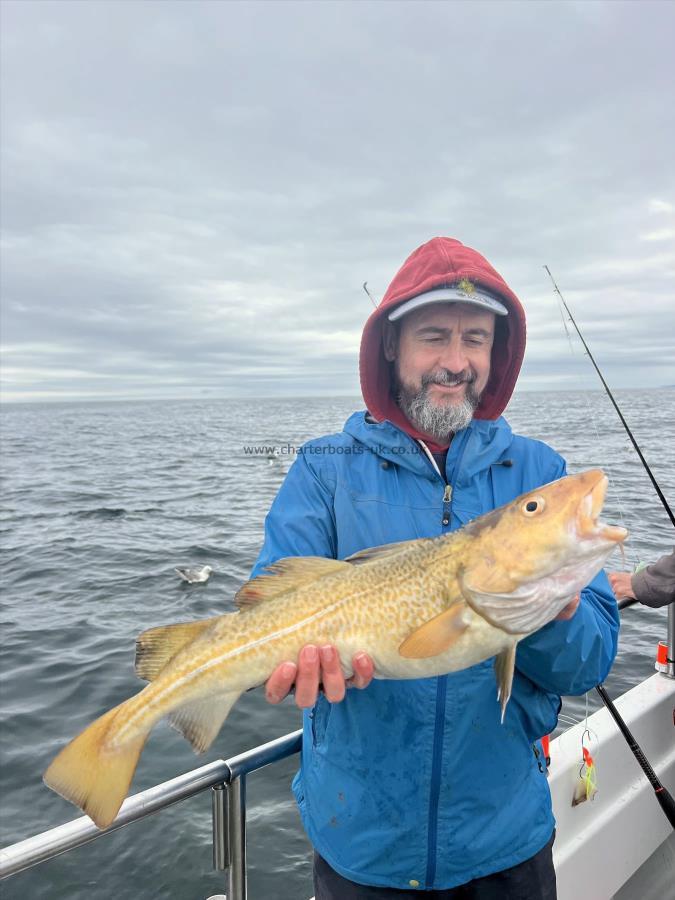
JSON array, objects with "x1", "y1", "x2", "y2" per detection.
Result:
[
  {"x1": 608, "y1": 549, "x2": 675, "y2": 607},
  {"x1": 252, "y1": 237, "x2": 619, "y2": 898}
]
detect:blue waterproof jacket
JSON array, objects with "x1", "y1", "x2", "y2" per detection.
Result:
[{"x1": 251, "y1": 411, "x2": 619, "y2": 890}]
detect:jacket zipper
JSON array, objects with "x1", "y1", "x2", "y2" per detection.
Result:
[
  {"x1": 425, "y1": 676, "x2": 447, "y2": 887},
  {"x1": 425, "y1": 430, "x2": 471, "y2": 887},
  {"x1": 426, "y1": 481, "x2": 452, "y2": 886},
  {"x1": 442, "y1": 483, "x2": 452, "y2": 527}
]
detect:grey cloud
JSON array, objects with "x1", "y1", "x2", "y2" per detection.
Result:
[{"x1": 1, "y1": 0, "x2": 674, "y2": 401}]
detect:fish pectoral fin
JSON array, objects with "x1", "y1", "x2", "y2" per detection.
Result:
[
  {"x1": 398, "y1": 604, "x2": 469, "y2": 659},
  {"x1": 460, "y1": 572, "x2": 560, "y2": 636},
  {"x1": 135, "y1": 616, "x2": 225, "y2": 682},
  {"x1": 235, "y1": 557, "x2": 349, "y2": 608},
  {"x1": 168, "y1": 691, "x2": 241, "y2": 754},
  {"x1": 494, "y1": 644, "x2": 517, "y2": 722}
]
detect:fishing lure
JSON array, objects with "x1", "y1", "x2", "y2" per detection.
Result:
[{"x1": 572, "y1": 730, "x2": 598, "y2": 806}]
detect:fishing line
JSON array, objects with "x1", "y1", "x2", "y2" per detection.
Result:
[
  {"x1": 557, "y1": 714, "x2": 582, "y2": 728},
  {"x1": 581, "y1": 388, "x2": 635, "y2": 565},
  {"x1": 551, "y1": 290, "x2": 635, "y2": 565},
  {"x1": 544, "y1": 265, "x2": 675, "y2": 530},
  {"x1": 557, "y1": 295, "x2": 576, "y2": 356}
]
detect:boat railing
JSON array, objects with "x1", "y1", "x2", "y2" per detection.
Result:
[
  {"x1": 1, "y1": 600, "x2": 672, "y2": 899},
  {"x1": 0, "y1": 728, "x2": 303, "y2": 900}
]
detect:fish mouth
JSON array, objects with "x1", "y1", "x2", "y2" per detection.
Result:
[{"x1": 577, "y1": 472, "x2": 628, "y2": 543}]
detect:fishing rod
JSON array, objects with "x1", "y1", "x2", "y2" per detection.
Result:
[
  {"x1": 363, "y1": 282, "x2": 378, "y2": 309},
  {"x1": 544, "y1": 265, "x2": 675, "y2": 530},
  {"x1": 595, "y1": 682, "x2": 675, "y2": 828},
  {"x1": 597, "y1": 600, "x2": 674, "y2": 830},
  {"x1": 545, "y1": 270, "x2": 675, "y2": 828}
]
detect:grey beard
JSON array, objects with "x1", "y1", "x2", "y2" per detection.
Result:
[{"x1": 397, "y1": 372, "x2": 481, "y2": 442}]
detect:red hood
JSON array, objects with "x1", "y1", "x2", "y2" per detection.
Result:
[{"x1": 359, "y1": 237, "x2": 526, "y2": 448}]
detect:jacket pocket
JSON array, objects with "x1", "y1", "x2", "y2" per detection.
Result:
[{"x1": 310, "y1": 695, "x2": 332, "y2": 747}]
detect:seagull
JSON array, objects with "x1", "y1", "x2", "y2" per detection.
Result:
[{"x1": 175, "y1": 565, "x2": 213, "y2": 584}]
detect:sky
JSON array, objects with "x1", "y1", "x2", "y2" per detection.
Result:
[{"x1": 1, "y1": 0, "x2": 674, "y2": 403}]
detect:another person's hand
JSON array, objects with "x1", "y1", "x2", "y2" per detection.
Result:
[
  {"x1": 265, "y1": 644, "x2": 374, "y2": 708},
  {"x1": 555, "y1": 593, "x2": 580, "y2": 620},
  {"x1": 608, "y1": 571, "x2": 637, "y2": 601}
]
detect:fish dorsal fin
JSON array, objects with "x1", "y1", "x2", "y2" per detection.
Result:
[
  {"x1": 135, "y1": 616, "x2": 224, "y2": 681},
  {"x1": 234, "y1": 557, "x2": 349, "y2": 608},
  {"x1": 345, "y1": 538, "x2": 428, "y2": 566},
  {"x1": 398, "y1": 603, "x2": 469, "y2": 659}
]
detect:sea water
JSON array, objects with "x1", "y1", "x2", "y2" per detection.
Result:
[{"x1": 1, "y1": 390, "x2": 673, "y2": 899}]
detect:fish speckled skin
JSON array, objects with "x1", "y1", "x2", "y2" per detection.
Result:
[
  {"x1": 44, "y1": 469, "x2": 626, "y2": 828},
  {"x1": 136, "y1": 541, "x2": 504, "y2": 709}
]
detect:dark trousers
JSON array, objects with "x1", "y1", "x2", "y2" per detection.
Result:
[{"x1": 313, "y1": 831, "x2": 556, "y2": 899}]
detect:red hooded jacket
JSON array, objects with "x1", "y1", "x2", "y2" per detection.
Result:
[{"x1": 359, "y1": 237, "x2": 526, "y2": 447}]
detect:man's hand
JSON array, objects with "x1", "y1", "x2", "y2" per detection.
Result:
[
  {"x1": 555, "y1": 593, "x2": 580, "y2": 621},
  {"x1": 265, "y1": 645, "x2": 375, "y2": 708},
  {"x1": 607, "y1": 571, "x2": 636, "y2": 601}
]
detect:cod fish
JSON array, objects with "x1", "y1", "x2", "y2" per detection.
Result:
[{"x1": 45, "y1": 469, "x2": 626, "y2": 828}]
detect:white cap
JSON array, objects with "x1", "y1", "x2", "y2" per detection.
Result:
[{"x1": 387, "y1": 285, "x2": 508, "y2": 322}]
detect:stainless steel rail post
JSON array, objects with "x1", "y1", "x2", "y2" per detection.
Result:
[
  {"x1": 211, "y1": 776, "x2": 247, "y2": 900},
  {"x1": 667, "y1": 603, "x2": 674, "y2": 679},
  {"x1": 212, "y1": 783, "x2": 228, "y2": 871},
  {"x1": 227, "y1": 776, "x2": 247, "y2": 900}
]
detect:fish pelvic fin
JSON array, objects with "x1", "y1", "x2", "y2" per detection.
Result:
[
  {"x1": 44, "y1": 699, "x2": 149, "y2": 830},
  {"x1": 235, "y1": 557, "x2": 349, "y2": 608},
  {"x1": 398, "y1": 603, "x2": 469, "y2": 659},
  {"x1": 494, "y1": 643, "x2": 517, "y2": 722},
  {"x1": 135, "y1": 615, "x2": 225, "y2": 682},
  {"x1": 168, "y1": 691, "x2": 241, "y2": 753}
]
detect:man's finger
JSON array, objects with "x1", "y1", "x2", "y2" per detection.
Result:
[
  {"x1": 319, "y1": 645, "x2": 346, "y2": 702},
  {"x1": 294, "y1": 644, "x2": 321, "y2": 708},
  {"x1": 348, "y1": 652, "x2": 374, "y2": 689},
  {"x1": 265, "y1": 661, "x2": 298, "y2": 704}
]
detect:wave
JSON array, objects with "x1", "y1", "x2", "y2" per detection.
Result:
[{"x1": 74, "y1": 507, "x2": 128, "y2": 520}]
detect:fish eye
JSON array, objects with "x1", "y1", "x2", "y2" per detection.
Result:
[{"x1": 522, "y1": 497, "x2": 545, "y2": 516}]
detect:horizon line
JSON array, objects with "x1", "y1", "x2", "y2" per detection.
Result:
[{"x1": 2, "y1": 385, "x2": 673, "y2": 408}]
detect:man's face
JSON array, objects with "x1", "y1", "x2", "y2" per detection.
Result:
[{"x1": 383, "y1": 302, "x2": 495, "y2": 440}]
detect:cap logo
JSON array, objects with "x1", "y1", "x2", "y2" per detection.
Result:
[{"x1": 456, "y1": 278, "x2": 476, "y2": 296}]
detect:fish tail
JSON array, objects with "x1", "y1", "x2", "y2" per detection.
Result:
[{"x1": 43, "y1": 698, "x2": 150, "y2": 830}]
